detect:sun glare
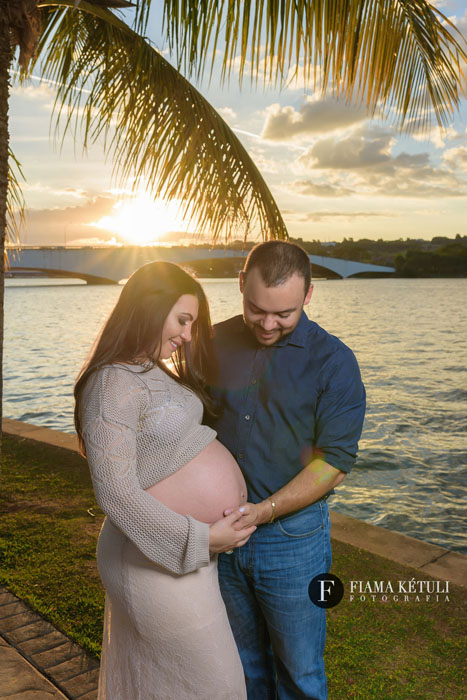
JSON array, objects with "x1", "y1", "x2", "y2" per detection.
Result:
[{"x1": 91, "y1": 194, "x2": 191, "y2": 244}]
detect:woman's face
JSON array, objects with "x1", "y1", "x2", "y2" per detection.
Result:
[{"x1": 159, "y1": 294, "x2": 199, "y2": 359}]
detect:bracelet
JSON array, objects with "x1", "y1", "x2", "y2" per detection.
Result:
[{"x1": 267, "y1": 497, "x2": 276, "y2": 523}]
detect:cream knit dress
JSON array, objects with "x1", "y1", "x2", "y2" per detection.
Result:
[{"x1": 80, "y1": 364, "x2": 246, "y2": 700}]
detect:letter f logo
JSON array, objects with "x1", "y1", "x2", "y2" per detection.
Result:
[
  {"x1": 309, "y1": 573, "x2": 344, "y2": 608},
  {"x1": 319, "y1": 579, "x2": 335, "y2": 602}
]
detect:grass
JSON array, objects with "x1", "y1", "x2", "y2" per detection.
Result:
[
  {"x1": 1, "y1": 434, "x2": 466, "y2": 698},
  {"x1": 326, "y1": 541, "x2": 466, "y2": 699},
  {"x1": 0, "y1": 434, "x2": 105, "y2": 656}
]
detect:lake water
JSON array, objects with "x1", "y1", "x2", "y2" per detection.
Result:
[{"x1": 5, "y1": 277, "x2": 467, "y2": 554}]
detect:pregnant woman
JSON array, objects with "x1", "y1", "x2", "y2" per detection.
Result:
[{"x1": 74, "y1": 262, "x2": 254, "y2": 700}]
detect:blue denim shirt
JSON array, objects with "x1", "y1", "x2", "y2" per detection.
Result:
[{"x1": 208, "y1": 312, "x2": 366, "y2": 503}]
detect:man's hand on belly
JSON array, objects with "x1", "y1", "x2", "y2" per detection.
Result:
[
  {"x1": 224, "y1": 502, "x2": 271, "y2": 528},
  {"x1": 225, "y1": 460, "x2": 346, "y2": 526}
]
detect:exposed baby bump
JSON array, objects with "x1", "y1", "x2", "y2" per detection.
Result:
[{"x1": 145, "y1": 439, "x2": 247, "y2": 524}]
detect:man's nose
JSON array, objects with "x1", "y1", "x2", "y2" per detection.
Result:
[{"x1": 261, "y1": 315, "x2": 276, "y2": 331}]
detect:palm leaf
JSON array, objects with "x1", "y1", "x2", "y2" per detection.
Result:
[
  {"x1": 6, "y1": 149, "x2": 26, "y2": 261},
  {"x1": 163, "y1": 0, "x2": 467, "y2": 131},
  {"x1": 15, "y1": 1, "x2": 286, "y2": 242}
]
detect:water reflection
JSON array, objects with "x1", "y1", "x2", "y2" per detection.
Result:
[{"x1": 4, "y1": 277, "x2": 467, "y2": 554}]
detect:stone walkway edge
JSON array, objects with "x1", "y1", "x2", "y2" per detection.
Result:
[
  {"x1": 0, "y1": 585, "x2": 98, "y2": 699},
  {"x1": 2, "y1": 417, "x2": 466, "y2": 699}
]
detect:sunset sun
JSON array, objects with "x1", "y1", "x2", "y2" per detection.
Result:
[{"x1": 91, "y1": 194, "x2": 191, "y2": 244}]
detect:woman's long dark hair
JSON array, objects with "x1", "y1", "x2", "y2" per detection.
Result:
[{"x1": 74, "y1": 261, "x2": 217, "y2": 455}]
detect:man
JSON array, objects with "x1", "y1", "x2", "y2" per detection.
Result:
[{"x1": 209, "y1": 240, "x2": 366, "y2": 700}]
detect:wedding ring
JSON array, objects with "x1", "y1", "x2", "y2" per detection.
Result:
[{"x1": 225, "y1": 549, "x2": 234, "y2": 554}]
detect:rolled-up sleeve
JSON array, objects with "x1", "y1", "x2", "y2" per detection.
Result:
[{"x1": 314, "y1": 348, "x2": 366, "y2": 472}]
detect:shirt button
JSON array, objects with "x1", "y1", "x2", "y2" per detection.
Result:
[
  {"x1": 238, "y1": 453, "x2": 244, "y2": 459},
  {"x1": 251, "y1": 379, "x2": 257, "y2": 385},
  {"x1": 245, "y1": 414, "x2": 250, "y2": 421}
]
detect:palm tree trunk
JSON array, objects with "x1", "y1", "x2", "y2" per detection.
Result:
[{"x1": 0, "y1": 16, "x2": 12, "y2": 455}]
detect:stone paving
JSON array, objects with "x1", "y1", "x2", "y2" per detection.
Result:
[
  {"x1": 0, "y1": 635, "x2": 67, "y2": 699},
  {"x1": 0, "y1": 587, "x2": 98, "y2": 700}
]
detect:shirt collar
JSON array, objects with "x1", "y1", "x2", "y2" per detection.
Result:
[
  {"x1": 273, "y1": 310, "x2": 308, "y2": 348},
  {"x1": 236, "y1": 311, "x2": 308, "y2": 348}
]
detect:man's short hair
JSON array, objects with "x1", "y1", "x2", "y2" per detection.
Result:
[{"x1": 243, "y1": 240, "x2": 311, "y2": 292}]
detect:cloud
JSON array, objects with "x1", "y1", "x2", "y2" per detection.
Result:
[
  {"x1": 442, "y1": 145, "x2": 467, "y2": 171},
  {"x1": 299, "y1": 126, "x2": 396, "y2": 170},
  {"x1": 450, "y1": 9, "x2": 467, "y2": 76},
  {"x1": 290, "y1": 180, "x2": 355, "y2": 197},
  {"x1": 282, "y1": 208, "x2": 398, "y2": 223},
  {"x1": 282, "y1": 64, "x2": 323, "y2": 92},
  {"x1": 67, "y1": 230, "x2": 197, "y2": 246},
  {"x1": 11, "y1": 136, "x2": 51, "y2": 143},
  {"x1": 453, "y1": 8, "x2": 467, "y2": 37},
  {"x1": 248, "y1": 147, "x2": 279, "y2": 174},
  {"x1": 19, "y1": 195, "x2": 117, "y2": 246},
  {"x1": 220, "y1": 50, "x2": 274, "y2": 86},
  {"x1": 68, "y1": 236, "x2": 119, "y2": 246},
  {"x1": 217, "y1": 107, "x2": 237, "y2": 122},
  {"x1": 10, "y1": 81, "x2": 55, "y2": 102},
  {"x1": 411, "y1": 125, "x2": 462, "y2": 149},
  {"x1": 297, "y1": 125, "x2": 467, "y2": 198},
  {"x1": 430, "y1": 0, "x2": 451, "y2": 8},
  {"x1": 234, "y1": 126, "x2": 307, "y2": 153},
  {"x1": 232, "y1": 127, "x2": 263, "y2": 141},
  {"x1": 261, "y1": 96, "x2": 367, "y2": 141},
  {"x1": 105, "y1": 186, "x2": 138, "y2": 196},
  {"x1": 22, "y1": 183, "x2": 88, "y2": 199}
]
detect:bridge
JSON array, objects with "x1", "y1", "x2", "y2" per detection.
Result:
[{"x1": 8, "y1": 246, "x2": 395, "y2": 283}]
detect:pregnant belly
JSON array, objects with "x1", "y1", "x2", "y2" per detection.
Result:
[{"x1": 145, "y1": 439, "x2": 247, "y2": 524}]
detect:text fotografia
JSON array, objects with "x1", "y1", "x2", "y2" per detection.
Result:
[{"x1": 349, "y1": 579, "x2": 450, "y2": 603}]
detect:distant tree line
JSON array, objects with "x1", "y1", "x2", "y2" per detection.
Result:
[
  {"x1": 187, "y1": 235, "x2": 467, "y2": 278},
  {"x1": 394, "y1": 243, "x2": 467, "y2": 277},
  {"x1": 292, "y1": 235, "x2": 467, "y2": 277}
]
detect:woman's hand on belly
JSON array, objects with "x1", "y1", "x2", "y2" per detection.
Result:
[{"x1": 209, "y1": 510, "x2": 257, "y2": 554}]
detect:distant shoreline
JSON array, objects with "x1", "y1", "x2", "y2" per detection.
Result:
[
  {"x1": 6, "y1": 270, "x2": 467, "y2": 281},
  {"x1": 7, "y1": 234, "x2": 466, "y2": 279}
]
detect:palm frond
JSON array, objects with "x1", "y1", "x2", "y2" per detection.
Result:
[
  {"x1": 130, "y1": 0, "x2": 153, "y2": 35},
  {"x1": 23, "y1": 1, "x2": 286, "y2": 241},
  {"x1": 163, "y1": 0, "x2": 467, "y2": 131},
  {"x1": 6, "y1": 148, "x2": 26, "y2": 260},
  {"x1": 73, "y1": 1, "x2": 136, "y2": 8}
]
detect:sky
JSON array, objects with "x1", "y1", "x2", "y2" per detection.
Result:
[{"x1": 8, "y1": 0, "x2": 467, "y2": 247}]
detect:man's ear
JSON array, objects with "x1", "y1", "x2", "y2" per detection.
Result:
[
  {"x1": 239, "y1": 270, "x2": 245, "y2": 293},
  {"x1": 304, "y1": 283, "x2": 314, "y2": 305}
]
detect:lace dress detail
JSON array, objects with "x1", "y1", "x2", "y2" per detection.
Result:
[{"x1": 80, "y1": 364, "x2": 215, "y2": 574}]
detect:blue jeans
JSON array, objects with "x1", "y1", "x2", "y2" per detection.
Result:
[{"x1": 218, "y1": 500, "x2": 332, "y2": 700}]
